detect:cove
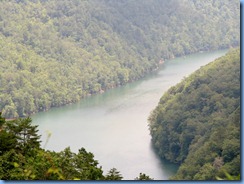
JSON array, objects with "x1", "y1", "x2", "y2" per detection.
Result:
[{"x1": 32, "y1": 49, "x2": 227, "y2": 180}]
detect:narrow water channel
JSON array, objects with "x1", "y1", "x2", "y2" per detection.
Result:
[{"x1": 32, "y1": 50, "x2": 227, "y2": 180}]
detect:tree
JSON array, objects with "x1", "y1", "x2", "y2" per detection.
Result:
[
  {"x1": 5, "y1": 117, "x2": 41, "y2": 154},
  {"x1": 105, "y1": 168, "x2": 123, "y2": 180},
  {"x1": 0, "y1": 112, "x2": 17, "y2": 155},
  {"x1": 0, "y1": 112, "x2": 5, "y2": 128},
  {"x1": 74, "y1": 148, "x2": 104, "y2": 180},
  {"x1": 0, "y1": 0, "x2": 239, "y2": 118},
  {"x1": 150, "y1": 48, "x2": 240, "y2": 180},
  {"x1": 0, "y1": 130, "x2": 17, "y2": 156},
  {"x1": 135, "y1": 173, "x2": 153, "y2": 180}
]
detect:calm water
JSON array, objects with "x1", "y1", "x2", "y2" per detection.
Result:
[{"x1": 32, "y1": 50, "x2": 227, "y2": 180}]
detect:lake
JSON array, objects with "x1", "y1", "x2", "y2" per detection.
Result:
[{"x1": 32, "y1": 50, "x2": 227, "y2": 180}]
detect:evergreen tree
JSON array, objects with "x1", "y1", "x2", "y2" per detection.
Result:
[
  {"x1": 5, "y1": 117, "x2": 41, "y2": 154},
  {"x1": 135, "y1": 173, "x2": 153, "y2": 180},
  {"x1": 0, "y1": 112, "x2": 5, "y2": 128},
  {"x1": 105, "y1": 168, "x2": 123, "y2": 180}
]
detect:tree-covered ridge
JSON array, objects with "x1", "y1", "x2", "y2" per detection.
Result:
[
  {"x1": 0, "y1": 0, "x2": 239, "y2": 118},
  {"x1": 0, "y1": 113, "x2": 153, "y2": 180},
  {"x1": 148, "y1": 48, "x2": 240, "y2": 180}
]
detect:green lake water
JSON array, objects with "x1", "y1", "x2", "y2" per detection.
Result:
[{"x1": 32, "y1": 50, "x2": 227, "y2": 180}]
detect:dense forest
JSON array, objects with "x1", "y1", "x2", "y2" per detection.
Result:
[
  {"x1": 1, "y1": 49, "x2": 240, "y2": 180},
  {"x1": 148, "y1": 48, "x2": 240, "y2": 180},
  {"x1": 0, "y1": 0, "x2": 239, "y2": 118},
  {"x1": 0, "y1": 114, "x2": 153, "y2": 180}
]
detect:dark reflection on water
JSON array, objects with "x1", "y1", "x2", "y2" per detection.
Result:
[{"x1": 149, "y1": 141, "x2": 180, "y2": 177}]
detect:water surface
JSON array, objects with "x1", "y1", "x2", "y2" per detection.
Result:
[{"x1": 32, "y1": 50, "x2": 227, "y2": 180}]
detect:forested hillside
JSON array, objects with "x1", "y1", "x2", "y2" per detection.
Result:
[
  {"x1": 148, "y1": 48, "x2": 240, "y2": 180},
  {"x1": 0, "y1": 114, "x2": 152, "y2": 180},
  {"x1": 0, "y1": 0, "x2": 239, "y2": 118}
]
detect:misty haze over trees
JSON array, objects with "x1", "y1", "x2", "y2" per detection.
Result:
[
  {"x1": 0, "y1": 0, "x2": 240, "y2": 181},
  {"x1": 0, "y1": 0, "x2": 239, "y2": 118}
]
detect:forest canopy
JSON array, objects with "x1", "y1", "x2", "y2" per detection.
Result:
[
  {"x1": 148, "y1": 48, "x2": 240, "y2": 180},
  {"x1": 0, "y1": 0, "x2": 240, "y2": 118}
]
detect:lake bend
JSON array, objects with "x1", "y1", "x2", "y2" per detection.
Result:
[{"x1": 32, "y1": 49, "x2": 227, "y2": 180}]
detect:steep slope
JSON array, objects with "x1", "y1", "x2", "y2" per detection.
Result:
[
  {"x1": 0, "y1": 0, "x2": 239, "y2": 118},
  {"x1": 148, "y1": 48, "x2": 240, "y2": 180}
]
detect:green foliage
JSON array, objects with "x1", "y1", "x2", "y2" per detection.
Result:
[
  {"x1": 134, "y1": 173, "x2": 154, "y2": 180},
  {"x1": 5, "y1": 117, "x2": 41, "y2": 155},
  {"x1": 216, "y1": 171, "x2": 240, "y2": 180},
  {"x1": 0, "y1": 115, "x2": 102, "y2": 180},
  {"x1": 0, "y1": 114, "x2": 152, "y2": 180},
  {"x1": 0, "y1": 130, "x2": 17, "y2": 156},
  {"x1": 0, "y1": 112, "x2": 5, "y2": 128},
  {"x1": 105, "y1": 168, "x2": 123, "y2": 180},
  {"x1": 149, "y1": 48, "x2": 240, "y2": 180},
  {"x1": 0, "y1": 0, "x2": 239, "y2": 118}
]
